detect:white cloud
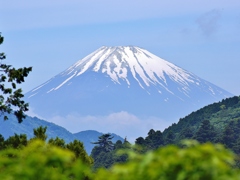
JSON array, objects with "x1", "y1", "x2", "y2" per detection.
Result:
[
  {"x1": 26, "y1": 107, "x2": 45, "y2": 120},
  {"x1": 46, "y1": 111, "x2": 171, "y2": 143}
]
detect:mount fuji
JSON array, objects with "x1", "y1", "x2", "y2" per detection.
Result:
[{"x1": 25, "y1": 46, "x2": 232, "y2": 139}]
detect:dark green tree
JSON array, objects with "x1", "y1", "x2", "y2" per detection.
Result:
[
  {"x1": 122, "y1": 137, "x2": 131, "y2": 149},
  {"x1": 90, "y1": 136, "x2": 131, "y2": 170},
  {"x1": 0, "y1": 134, "x2": 4, "y2": 150},
  {"x1": 48, "y1": 137, "x2": 66, "y2": 149},
  {"x1": 92, "y1": 133, "x2": 114, "y2": 152},
  {"x1": 114, "y1": 140, "x2": 123, "y2": 149},
  {"x1": 221, "y1": 121, "x2": 235, "y2": 149},
  {"x1": 135, "y1": 137, "x2": 146, "y2": 146},
  {"x1": 90, "y1": 134, "x2": 114, "y2": 170},
  {"x1": 135, "y1": 129, "x2": 164, "y2": 152},
  {"x1": 232, "y1": 137, "x2": 240, "y2": 154},
  {"x1": 135, "y1": 137, "x2": 147, "y2": 153},
  {"x1": 90, "y1": 146, "x2": 114, "y2": 170},
  {"x1": 194, "y1": 120, "x2": 216, "y2": 143},
  {"x1": 4, "y1": 133, "x2": 27, "y2": 149},
  {"x1": 114, "y1": 139, "x2": 130, "y2": 164},
  {"x1": 91, "y1": 139, "x2": 130, "y2": 170},
  {"x1": 0, "y1": 33, "x2": 32, "y2": 122},
  {"x1": 33, "y1": 126, "x2": 48, "y2": 141},
  {"x1": 164, "y1": 130, "x2": 175, "y2": 145},
  {"x1": 145, "y1": 129, "x2": 164, "y2": 150},
  {"x1": 179, "y1": 127, "x2": 194, "y2": 140}
]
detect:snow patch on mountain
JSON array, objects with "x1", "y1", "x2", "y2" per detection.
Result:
[
  {"x1": 55, "y1": 71, "x2": 77, "y2": 90},
  {"x1": 29, "y1": 46, "x2": 208, "y2": 98}
]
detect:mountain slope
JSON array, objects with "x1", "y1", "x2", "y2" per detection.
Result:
[
  {"x1": 0, "y1": 115, "x2": 124, "y2": 154},
  {"x1": 163, "y1": 95, "x2": 240, "y2": 141},
  {"x1": 0, "y1": 114, "x2": 75, "y2": 142},
  {"x1": 24, "y1": 46, "x2": 233, "y2": 138}
]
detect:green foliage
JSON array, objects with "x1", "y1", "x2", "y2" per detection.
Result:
[
  {"x1": 4, "y1": 133, "x2": 27, "y2": 149},
  {"x1": 164, "y1": 96, "x2": 240, "y2": 140},
  {"x1": 0, "y1": 33, "x2": 32, "y2": 123},
  {"x1": 220, "y1": 119, "x2": 240, "y2": 153},
  {"x1": 33, "y1": 125, "x2": 48, "y2": 141},
  {"x1": 0, "y1": 140, "x2": 92, "y2": 180},
  {"x1": 157, "y1": 96, "x2": 240, "y2": 150},
  {"x1": 48, "y1": 136, "x2": 66, "y2": 148},
  {"x1": 145, "y1": 129, "x2": 164, "y2": 150},
  {"x1": 135, "y1": 129, "x2": 165, "y2": 152},
  {"x1": 0, "y1": 134, "x2": 4, "y2": 150},
  {"x1": 193, "y1": 120, "x2": 217, "y2": 143},
  {"x1": 164, "y1": 130, "x2": 175, "y2": 145},
  {"x1": 0, "y1": 125, "x2": 93, "y2": 174},
  {"x1": 31, "y1": 126, "x2": 93, "y2": 166},
  {"x1": 92, "y1": 133, "x2": 114, "y2": 152},
  {"x1": 1, "y1": 131, "x2": 240, "y2": 179},
  {"x1": 179, "y1": 127, "x2": 194, "y2": 140},
  {"x1": 91, "y1": 139, "x2": 130, "y2": 170},
  {"x1": 67, "y1": 139, "x2": 93, "y2": 165},
  {"x1": 91, "y1": 146, "x2": 115, "y2": 169},
  {"x1": 95, "y1": 141, "x2": 240, "y2": 180}
]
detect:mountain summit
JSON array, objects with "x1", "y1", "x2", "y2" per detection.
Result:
[
  {"x1": 62, "y1": 46, "x2": 198, "y2": 91},
  {"x1": 25, "y1": 46, "x2": 232, "y2": 137}
]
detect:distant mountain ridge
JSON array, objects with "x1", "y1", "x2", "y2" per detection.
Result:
[
  {"x1": 0, "y1": 114, "x2": 123, "y2": 154},
  {"x1": 24, "y1": 46, "x2": 233, "y2": 137}
]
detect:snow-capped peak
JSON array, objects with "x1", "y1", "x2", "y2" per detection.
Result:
[
  {"x1": 62, "y1": 46, "x2": 197, "y2": 89},
  {"x1": 25, "y1": 45, "x2": 232, "y2": 126}
]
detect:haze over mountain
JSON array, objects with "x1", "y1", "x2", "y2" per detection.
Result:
[{"x1": 25, "y1": 46, "x2": 232, "y2": 140}]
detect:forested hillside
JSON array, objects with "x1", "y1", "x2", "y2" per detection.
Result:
[
  {"x1": 164, "y1": 95, "x2": 240, "y2": 136},
  {"x1": 90, "y1": 95, "x2": 240, "y2": 169},
  {"x1": 135, "y1": 95, "x2": 240, "y2": 154}
]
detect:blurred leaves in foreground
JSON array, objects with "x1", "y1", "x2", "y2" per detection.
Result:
[
  {"x1": 0, "y1": 140, "x2": 240, "y2": 180},
  {"x1": 0, "y1": 140, "x2": 92, "y2": 179},
  {"x1": 95, "y1": 141, "x2": 240, "y2": 180}
]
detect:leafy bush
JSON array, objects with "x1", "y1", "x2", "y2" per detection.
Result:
[
  {"x1": 0, "y1": 140, "x2": 240, "y2": 180},
  {"x1": 95, "y1": 141, "x2": 240, "y2": 180},
  {"x1": 0, "y1": 140, "x2": 92, "y2": 179}
]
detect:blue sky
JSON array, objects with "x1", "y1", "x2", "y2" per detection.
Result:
[{"x1": 1, "y1": 1, "x2": 240, "y2": 96}]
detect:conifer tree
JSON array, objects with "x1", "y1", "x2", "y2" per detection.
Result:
[
  {"x1": 4, "y1": 133, "x2": 27, "y2": 149},
  {"x1": 179, "y1": 127, "x2": 194, "y2": 140},
  {"x1": 92, "y1": 133, "x2": 114, "y2": 152},
  {"x1": 145, "y1": 129, "x2": 164, "y2": 150},
  {"x1": 135, "y1": 137, "x2": 146, "y2": 146},
  {"x1": 164, "y1": 130, "x2": 175, "y2": 145},
  {"x1": 194, "y1": 120, "x2": 216, "y2": 143},
  {"x1": 48, "y1": 137, "x2": 66, "y2": 148},
  {"x1": 33, "y1": 126, "x2": 48, "y2": 141}
]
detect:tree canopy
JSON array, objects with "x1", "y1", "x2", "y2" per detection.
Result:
[
  {"x1": 33, "y1": 126, "x2": 48, "y2": 141},
  {"x1": 95, "y1": 141, "x2": 239, "y2": 180},
  {"x1": 92, "y1": 133, "x2": 114, "y2": 152},
  {"x1": 0, "y1": 33, "x2": 32, "y2": 122}
]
